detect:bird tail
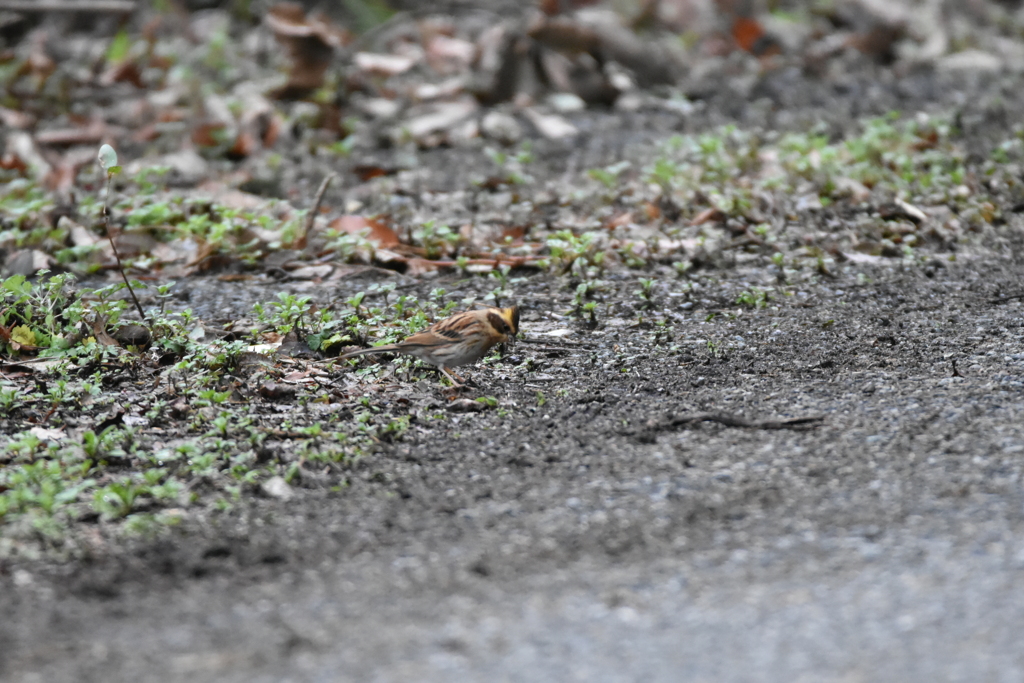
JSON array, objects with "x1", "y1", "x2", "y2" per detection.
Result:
[{"x1": 339, "y1": 344, "x2": 400, "y2": 360}]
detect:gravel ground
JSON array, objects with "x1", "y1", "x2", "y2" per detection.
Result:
[
  {"x1": 4, "y1": 2, "x2": 1024, "y2": 680},
  {"x1": 4, "y1": 256, "x2": 1024, "y2": 682}
]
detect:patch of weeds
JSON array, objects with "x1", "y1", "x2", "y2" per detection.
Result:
[
  {"x1": 0, "y1": 276, "x2": 428, "y2": 560},
  {"x1": 543, "y1": 111, "x2": 986, "y2": 270},
  {"x1": 0, "y1": 452, "x2": 97, "y2": 542},
  {"x1": 1, "y1": 272, "x2": 86, "y2": 354}
]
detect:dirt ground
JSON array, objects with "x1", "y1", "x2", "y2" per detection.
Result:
[{"x1": 4, "y1": 3, "x2": 1024, "y2": 682}]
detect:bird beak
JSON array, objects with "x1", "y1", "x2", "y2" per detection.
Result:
[{"x1": 502, "y1": 306, "x2": 520, "y2": 343}]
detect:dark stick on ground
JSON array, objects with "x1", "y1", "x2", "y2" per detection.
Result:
[
  {"x1": 990, "y1": 293, "x2": 1024, "y2": 304},
  {"x1": 627, "y1": 412, "x2": 825, "y2": 442}
]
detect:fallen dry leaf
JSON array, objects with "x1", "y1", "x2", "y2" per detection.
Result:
[
  {"x1": 354, "y1": 51, "x2": 419, "y2": 77},
  {"x1": 425, "y1": 34, "x2": 476, "y2": 72},
  {"x1": 606, "y1": 212, "x2": 634, "y2": 230},
  {"x1": 91, "y1": 316, "x2": 121, "y2": 348},
  {"x1": 731, "y1": 16, "x2": 782, "y2": 57},
  {"x1": 4, "y1": 249, "x2": 55, "y2": 277},
  {"x1": 690, "y1": 207, "x2": 725, "y2": 226},
  {"x1": 402, "y1": 99, "x2": 479, "y2": 141},
  {"x1": 35, "y1": 120, "x2": 123, "y2": 146},
  {"x1": 4, "y1": 131, "x2": 51, "y2": 181},
  {"x1": 328, "y1": 215, "x2": 400, "y2": 248},
  {"x1": 29, "y1": 427, "x2": 66, "y2": 442},
  {"x1": 522, "y1": 108, "x2": 577, "y2": 139},
  {"x1": 0, "y1": 106, "x2": 34, "y2": 129}
]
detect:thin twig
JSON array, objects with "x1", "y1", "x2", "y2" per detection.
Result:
[
  {"x1": 0, "y1": 357, "x2": 66, "y2": 366},
  {"x1": 103, "y1": 174, "x2": 147, "y2": 322},
  {"x1": 304, "y1": 172, "x2": 336, "y2": 240},
  {"x1": 662, "y1": 412, "x2": 824, "y2": 430},
  {"x1": 625, "y1": 412, "x2": 825, "y2": 442}
]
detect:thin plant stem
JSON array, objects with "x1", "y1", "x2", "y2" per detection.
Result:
[{"x1": 103, "y1": 172, "x2": 147, "y2": 322}]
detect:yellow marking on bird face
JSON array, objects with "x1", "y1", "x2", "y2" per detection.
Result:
[{"x1": 498, "y1": 306, "x2": 520, "y2": 337}]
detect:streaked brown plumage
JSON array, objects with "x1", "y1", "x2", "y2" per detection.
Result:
[{"x1": 339, "y1": 306, "x2": 520, "y2": 385}]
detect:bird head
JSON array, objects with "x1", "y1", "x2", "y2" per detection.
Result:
[{"x1": 487, "y1": 305, "x2": 520, "y2": 344}]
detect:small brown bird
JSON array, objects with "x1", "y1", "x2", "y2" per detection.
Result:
[{"x1": 339, "y1": 306, "x2": 520, "y2": 385}]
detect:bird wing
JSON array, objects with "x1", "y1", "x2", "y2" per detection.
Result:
[{"x1": 426, "y1": 311, "x2": 478, "y2": 340}]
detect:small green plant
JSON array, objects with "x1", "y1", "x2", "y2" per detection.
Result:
[
  {"x1": 587, "y1": 161, "x2": 630, "y2": 190},
  {"x1": 413, "y1": 220, "x2": 458, "y2": 259},
  {"x1": 0, "y1": 385, "x2": 18, "y2": 412},
  {"x1": 582, "y1": 301, "x2": 598, "y2": 325},
  {"x1": 636, "y1": 278, "x2": 656, "y2": 308},
  {"x1": 546, "y1": 231, "x2": 602, "y2": 276},
  {"x1": 327, "y1": 135, "x2": 357, "y2": 157},
  {"x1": 648, "y1": 156, "x2": 680, "y2": 195},
  {"x1": 484, "y1": 142, "x2": 534, "y2": 185},
  {"x1": 487, "y1": 264, "x2": 517, "y2": 307},
  {"x1": 254, "y1": 292, "x2": 313, "y2": 336},
  {"x1": 93, "y1": 478, "x2": 144, "y2": 518},
  {"x1": 735, "y1": 287, "x2": 771, "y2": 309}
]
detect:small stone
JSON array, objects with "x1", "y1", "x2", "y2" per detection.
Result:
[
  {"x1": 480, "y1": 111, "x2": 522, "y2": 145},
  {"x1": 262, "y1": 476, "x2": 293, "y2": 500},
  {"x1": 546, "y1": 92, "x2": 586, "y2": 113},
  {"x1": 937, "y1": 50, "x2": 1002, "y2": 75},
  {"x1": 447, "y1": 398, "x2": 489, "y2": 413}
]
